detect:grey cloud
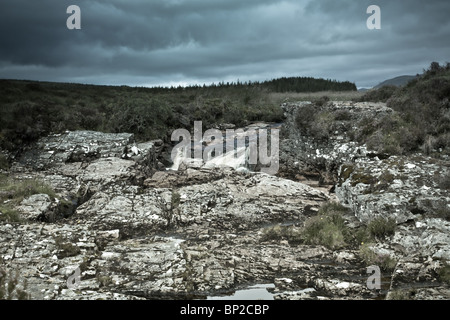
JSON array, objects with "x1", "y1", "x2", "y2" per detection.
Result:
[{"x1": 1, "y1": 0, "x2": 449, "y2": 88}]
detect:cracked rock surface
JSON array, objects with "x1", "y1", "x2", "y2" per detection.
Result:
[{"x1": 1, "y1": 103, "x2": 449, "y2": 300}]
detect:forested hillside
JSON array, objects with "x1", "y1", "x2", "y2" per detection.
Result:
[{"x1": 0, "y1": 76, "x2": 355, "y2": 153}]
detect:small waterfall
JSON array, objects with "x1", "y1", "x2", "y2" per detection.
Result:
[
  {"x1": 169, "y1": 123, "x2": 281, "y2": 173},
  {"x1": 170, "y1": 145, "x2": 249, "y2": 171},
  {"x1": 203, "y1": 146, "x2": 247, "y2": 170}
]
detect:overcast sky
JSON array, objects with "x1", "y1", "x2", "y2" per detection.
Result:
[{"x1": 1, "y1": 0, "x2": 449, "y2": 88}]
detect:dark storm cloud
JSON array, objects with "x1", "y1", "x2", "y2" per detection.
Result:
[{"x1": 1, "y1": 0, "x2": 449, "y2": 88}]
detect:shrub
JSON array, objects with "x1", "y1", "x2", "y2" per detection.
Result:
[
  {"x1": 367, "y1": 217, "x2": 397, "y2": 239},
  {"x1": 302, "y1": 202, "x2": 351, "y2": 249},
  {"x1": 384, "y1": 62, "x2": 450, "y2": 155},
  {"x1": 302, "y1": 216, "x2": 346, "y2": 249},
  {"x1": 0, "y1": 178, "x2": 56, "y2": 202},
  {"x1": 295, "y1": 105, "x2": 337, "y2": 141},
  {"x1": 54, "y1": 235, "x2": 81, "y2": 258},
  {"x1": 0, "y1": 176, "x2": 57, "y2": 223},
  {"x1": 334, "y1": 109, "x2": 352, "y2": 121},
  {"x1": 359, "y1": 243, "x2": 397, "y2": 271},
  {"x1": 387, "y1": 289, "x2": 414, "y2": 300},
  {"x1": 437, "y1": 171, "x2": 450, "y2": 190},
  {"x1": 438, "y1": 264, "x2": 450, "y2": 284},
  {"x1": 309, "y1": 111, "x2": 334, "y2": 140},
  {"x1": 295, "y1": 104, "x2": 317, "y2": 134},
  {"x1": 318, "y1": 201, "x2": 350, "y2": 216},
  {"x1": 171, "y1": 190, "x2": 181, "y2": 212},
  {"x1": 358, "y1": 85, "x2": 398, "y2": 103},
  {"x1": 314, "y1": 95, "x2": 330, "y2": 107},
  {"x1": 351, "y1": 62, "x2": 450, "y2": 156},
  {"x1": 0, "y1": 154, "x2": 9, "y2": 170},
  {"x1": 260, "y1": 224, "x2": 303, "y2": 244},
  {"x1": 0, "y1": 80, "x2": 287, "y2": 153},
  {"x1": 0, "y1": 205, "x2": 21, "y2": 223},
  {"x1": 0, "y1": 261, "x2": 30, "y2": 300}
]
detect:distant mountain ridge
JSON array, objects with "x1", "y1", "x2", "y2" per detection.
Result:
[{"x1": 374, "y1": 75, "x2": 418, "y2": 89}]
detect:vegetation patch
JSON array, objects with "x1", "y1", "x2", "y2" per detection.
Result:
[
  {"x1": 295, "y1": 105, "x2": 352, "y2": 141},
  {"x1": 438, "y1": 171, "x2": 450, "y2": 190},
  {"x1": 338, "y1": 164, "x2": 355, "y2": 186},
  {"x1": 0, "y1": 174, "x2": 57, "y2": 223},
  {"x1": 0, "y1": 205, "x2": 21, "y2": 223},
  {"x1": 0, "y1": 259, "x2": 30, "y2": 300},
  {"x1": 438, "y1": 264, "x2": 450, "y2": 284},
  {"x1": 0, "y1": 154, "x2": 9, "y2": 171},
  {"x1": 357, "y1": 85, "x2": 398, "y2": 103},
  {"x1": 259, "y1": 202, "x2": 353, "y2": 249},
  {"x1": 302, "y1": 215, "x2": 347, "y2": 249},
  {"x1": 0, "y1": 77, "x2": 356, "y2": 153},
  {"x1": 387, "y1": 289, "x2": 415, "y2": 300},
  {"x1": 54, "y1": 235, "x2": 81, "y2": 259},
  {"x1": 260, "y1": 224, "x2": 303, "y2": 245},
  {"x1": 260, "y1": 202, "x2": 398, "y2": 250},
  {"x1": 355, "y1": 62, "x2": 450, "y2": 156},
  {"x1": 367, "y1": 217, "x2": 397, "y2": 239},
  {"x1": 350, "y1": 172, "x2": 377, "y2": 187},
  {"x1": 359, "y1": 243, "x2": 397, "y2": 271}
]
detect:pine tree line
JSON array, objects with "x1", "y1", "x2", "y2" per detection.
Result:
[{"x1": 141, "y1": 76, "x2": 357, "y2": 93}]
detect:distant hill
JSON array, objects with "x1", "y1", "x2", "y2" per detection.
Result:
[{"x1": 374, "y1": 75, "x2": 418, "y2": 89}]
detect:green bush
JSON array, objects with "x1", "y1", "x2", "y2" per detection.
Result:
[
  {"x1": 0, "y1": 154, "x2": 9, "y2": 170},
  {"x1": 295, "y1": 104, "x2": 317, "y2": 134},
  {"x1": 295, "y1": 106, "x2": 338, "y2": 141},
  {"x1": 309, "y1": 111, "x2": 334, "y2": 140},
  {"x1": 386, "y1": 289, "x2": 414, "y2": 300},
  {"x1": 0, "y1": 175, "x2": 57, "y2": 223},
  {"x1": 260, "y1": 224, "x2": 303, "y2": 244},
  {"x1": 54, "y1": 235, "x2": 81, "y2": 258},
  {"x1": 314, "y1": 95, "x2": 330, "y2": 107},
  {"x1": 1, "y1": 178, "x2": 56, "y2": 201},
  {"x1": 438, "y1": 264, "x2": 450, "y2": 284},
  {"x1": 350, "y1": 62, "x2": 450, "y2": 156},
  {"x1": 302, "y1": 216, "x2": 346, "y2": 249},
  {"x1": 367, "y1": 217, "x2": 397, "y2": 239},
  {"x1": 0, "y1": 205, "x2": 21, "y2": 223},
  {"x1": 359, "y1": 243, "x2": 397, "y2": 271},
  {"x1": 302, "y1": 202, "x2": 351, "y2": 249},
  {"x1": 384, "y1": 62, "x2": 450, "y2": 155},
  {"x1": 0, "y1": 261, "x2": 30, "y2": 300},
  {"x1": 358, "y1": 85, "x2": 398, "y2": 103}
]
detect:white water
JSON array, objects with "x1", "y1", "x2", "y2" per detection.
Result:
[
  {"x1": 170, "y1": 145, "x2": 249, "y2": 171},
  {"x1": 207, "y1": 284, "x2": 275, "y2": 300},
  {"x1": 170, "y1": 123, "x2": 281, "y2": 172},
  {"x1": 203, "y1": 147, "x2": 247, "y2": 170}
]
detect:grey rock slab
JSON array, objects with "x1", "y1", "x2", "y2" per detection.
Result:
[
  {"x1": 17, "y1": 131, "x2": 134, "y2": 170},
  {"x1": 96, "y1": 236, "x2": 188, "y2": 298},
  {"x1": 18, "y1": 194, "x2": 52, "y2": 221}
]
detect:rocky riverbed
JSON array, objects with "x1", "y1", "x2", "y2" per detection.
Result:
[{"x1": 0, "y1": 101, "x2": 449, "y2": 300}]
